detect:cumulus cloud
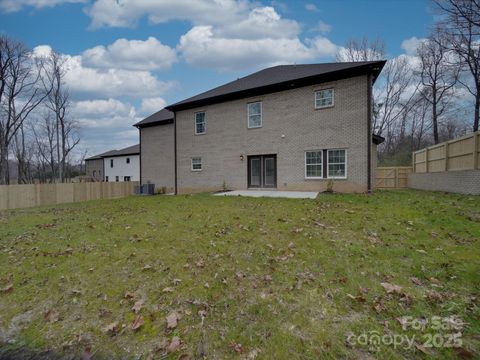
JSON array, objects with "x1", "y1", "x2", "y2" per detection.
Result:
[
  {"x1": 82, "y1": 37, "x2": 177, "y2": 71},
  {"x1": 0, "y1": 0, "x2": 86, "y2": 12},
  {"x1": 178, "y1": 26, "x2": 337, "y2": 71},
  {"x1": 401, "y1": 36, "x2": 426, "y2": 56},
  {"x1": 85, "y1": 0, "x2": 249, "y2": 29},
  {"x1": 305, "y1": 3, "x2": 319, "y2": 12},
  {"x1": 312, "y1": 20, "x2": 332, "y2": 34},
  {"x1": 139, "y1": 97, "x2": 167, "y2": 116}
]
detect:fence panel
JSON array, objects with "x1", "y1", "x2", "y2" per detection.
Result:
[
  {"x1": 375, "y1": 167, "x2": 412, "y2": 189},
  {"x1": 0, "y1": 181, "x2": 139, "y2": 211}
]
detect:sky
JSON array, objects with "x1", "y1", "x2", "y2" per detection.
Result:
[{"x1": 0, "y1": 0, "x2": 436, "y2": 157}]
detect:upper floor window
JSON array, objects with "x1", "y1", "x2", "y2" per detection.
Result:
[
  {"x1": 305, "y1": 151, "x2": 323, "y2": 178},
  {"x1": 110, "y1": 159, "x2": 114, "y2": 168},
  {"x1": 315, "y1": 89, "x2": 334, "y2": 109},
  {"x1": 126, "y1": 157, "x2": 130, "y2": 164},
  {"x1": 247, "y1": 102, "x2": 262, "y2": 128},
  {"x1": 327, "y1": 149, "x2": 347, "y2": 178},
  {"x1": 195, "y1": 112, "x2": 206, "y2": 134},
  {"x1": 191, "y1": 157, "x2": 202, "y2": 171}
]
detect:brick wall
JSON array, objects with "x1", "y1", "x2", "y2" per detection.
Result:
[
  {"x1": 409, "y1": 170, "x2": 480, "y2": 195},
  {"x1": 175, "y1": 75, "x2": 371, "y2": 193},
  {"x1": 140, "y1": 123, "x2": 175, "y2": 193}
]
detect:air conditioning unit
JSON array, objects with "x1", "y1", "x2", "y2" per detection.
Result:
[{"x1": 142, "y1": 183, "x2": 155, "y2": 195}]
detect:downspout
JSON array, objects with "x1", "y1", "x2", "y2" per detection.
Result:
[
  {"x1": 102, "y1": 158, "x2": 105, "y2": 182},
  {"x1": 367, "y1": 72, "x2": 372, "y2": 193},
  {"x1": 139, "y1": 127, "x2": 142, "y2": 185},
  {"x1": 174, "y1": 112, "x2": 178, "y2": 195}
]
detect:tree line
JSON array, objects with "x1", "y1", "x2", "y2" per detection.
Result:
[
  {"x1": 336, "y1": 0, "x2": 480, "y2": 165},
  {"x1": 0, "y1": 36, "x2": 81, "y2": 185}
]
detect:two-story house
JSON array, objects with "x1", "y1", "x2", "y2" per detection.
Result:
[
  {"x1": 135, "y1": 61, "x2": 385, "y2": 194},
  {"x1": 85, "y1": 144, "x2": 140, "y2": 182}
]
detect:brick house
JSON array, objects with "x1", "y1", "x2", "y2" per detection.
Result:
[
  {"x1": 85, "y1": 144, "x2": 140, "y2": 182},
  {"x1": 135, "y1": 61, "x2": 385, "y2": 194}
]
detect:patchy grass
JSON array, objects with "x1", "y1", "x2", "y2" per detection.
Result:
[{"x1": 0, "y1": 190, "x2": 479, "y2": 359}]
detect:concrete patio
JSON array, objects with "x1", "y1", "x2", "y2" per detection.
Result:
[{"x1": 213, "y1": 190, "x2": 319, "y2": 199}]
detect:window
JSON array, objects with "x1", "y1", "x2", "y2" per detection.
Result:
[
  {"x1": 115, "y1": 176, "x2": 119, "y2": 182},
  {"x1": 247, "y1": 102, "x2": 262, "y2": 128},
  {"x1": 315, "y1": 89, "x2": 334, "y2": 109},
  {"x1": 195, "y1": 112, "x2": 206, "y2": 134},
  {"x1": 327, "y1": 149, "x2": 347, "y2": 178},
  {"x1": 93, "y1": 170, "x2": 96, "y2": 177},
  {"x1": 191, "y1": 157, "x2": 202, "y2": 171},
  {"x1": 124, "y1": 176, "x2": 131, "y2": 182},
  {"x1": 126, "y1": 158, "x2": 130, "y2": 164},
  {"x1": 99, "y1": 170, "x2": 101, "y2": 176},
  {"x1": 305, "y1": 151, "x2": 323, "y2": 178},
  {"x1": 105, "y1": 176, "x2": 109, "y2": 182},
  {"x1": 110, "y1": 159, "x2": 114, "y2": 168}
]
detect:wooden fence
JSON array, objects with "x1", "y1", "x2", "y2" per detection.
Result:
[
  {"x1": 413, "y1": 131, "x2": 480, "y2": 173},
  {"x1": 375, "y1": 167, "x2": 412, "y2": 189},
  {"x1": 0, "y1": 181, "x2": 139, "y2": 210}
]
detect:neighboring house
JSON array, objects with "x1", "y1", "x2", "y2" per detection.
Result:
[
  {"x1": 135, "y1": 61, "x2": 386, "y2": 194},
  {"x1": 85, "y1": 144, "x2": 140, "y2": 182}
]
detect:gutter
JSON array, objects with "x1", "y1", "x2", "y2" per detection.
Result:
[{"x1": 367, "y1": 72, "x2": 372, "y2": 194}]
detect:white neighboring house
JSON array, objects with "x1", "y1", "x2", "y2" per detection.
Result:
[{"x1": 103, "y1": 144, "x2": 140, "y2": 182}]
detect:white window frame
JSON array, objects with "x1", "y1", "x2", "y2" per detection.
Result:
[
  {"x1": 194, "y1": 112, "x2": 206, "y2": 135},
  {"x1": 247, "y1": 101, "x2": 262, "y2": 129},
  {"x1": 191, "y1": 157, "x2": 202, "y2": 171},
  {"x1": 315, "y1": 88, "x2": 334, "y2": 109},
  {"x1": 305, "y1": 150, "x2": 323, "y2": 179},
  {"x1": 327, "y1": 149, "x2": 347, "y2": 179}
]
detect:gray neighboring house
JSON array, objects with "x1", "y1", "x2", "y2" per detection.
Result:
[
  {"x1": 135, "y1": 61, "x2": 386, "y2": 194},
  {"x1": 85, "y1": 144, "x2": 140, "y2": 182}
]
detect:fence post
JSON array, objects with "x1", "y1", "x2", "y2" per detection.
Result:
[
  {"x1": 444, "y1": 142, "x2": 449, "y2": 171},
  {"x1": 425, "y1": 148, "x2": 429, "y2": 173},
  {"x1": 474, "y1": 131, "x2": 479, "y2": 170}
]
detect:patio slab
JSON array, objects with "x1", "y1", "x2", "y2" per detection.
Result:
[{"x1": 213, "y1": 190, "x2": 319, "y2": 199}]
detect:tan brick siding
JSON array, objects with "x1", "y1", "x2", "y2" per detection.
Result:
[
  {"x1": 409, "y1": 170, "x2": 480, "y2": 195},
  {"x1": 140, "y1": 124, "x2": 175, "y2": 193},
  {"x1": 175, "y1": 75, "x2": 370, "y2": 193},
  {"x1": 85, "y1": 159, "x2": 103, "y2": 181}
]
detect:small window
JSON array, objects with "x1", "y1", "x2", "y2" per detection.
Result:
[
  {"x1": 195, "y1": 112, "x2": 206, "y2": 134},
  {"x1": 191, "y1": 157, "x2": 202, "y2": 171},
  {"x1": 105, "y1": 176, "x2": 109, "y2": 182},
  {"x1": 327, "y1": 149, "x2": 346, "y2": 178},
  {"x1": 124, "y1": 176, "x2": 131, "y2": 182},
  {"x1": 247, "y1": 102, "x2": 262, "y2": 128},
  {"x1": 110, "y1": 159, "x2": 114, "y2": 168},
  {"x1": 115, "y1": 176, "x2": 119, "y2": 182},
  {"x1": 315, "y1": 89, "x2": 334, "y2": 109},
  {"x1": 305, "y1": 151, "x2": 323, "y2": 178},
  {"x1": 93, "y1": 170, "x2": 96, "y2": 177},
  {"x1": 126, "y1": 158, "x2": 130, "y2": 164}
]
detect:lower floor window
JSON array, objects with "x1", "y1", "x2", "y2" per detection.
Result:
[
  {"x1": 124, "y1": 176, "x2": 131, "y2": 182},
  {"x1": 305, "y1": 149, "x2": 347, "y2": 179},
  {"x1": 191, "y1": 157, "x2": 202, "y2": 171},
  {"x1": 115, "y1": 176, "x2": 119, "y2": 182},
  {"x1": 105, "y1": 176, "x2": 109, "y2": 182}
]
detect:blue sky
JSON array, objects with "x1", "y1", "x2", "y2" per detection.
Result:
[{"x1": 0, "y1": 0, "x2": 435, "y2": 156}]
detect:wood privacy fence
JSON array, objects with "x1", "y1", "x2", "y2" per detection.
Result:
[
  {"x1": 413, "y1": 131, "x2": 480, "y2": 173},
  {"x1": 375, "y1": 167, "x2": 412, "y2": 189},
  {"x1": 0, "y1": 181, "x2": 139, "y2": 210}
]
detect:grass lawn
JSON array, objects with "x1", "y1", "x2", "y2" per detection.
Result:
[{"x1": 0, "y1": 190, "x2": 479, "y2": 359}]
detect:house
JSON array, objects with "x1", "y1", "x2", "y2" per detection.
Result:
[
  {"x1": 135, "y1": 61, "x2": 386, "y2": 194},
  {"x1": 85, "y1": 144, "x2": 140, "y2": 182}
]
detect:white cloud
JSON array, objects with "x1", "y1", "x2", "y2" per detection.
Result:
[
  {"x1": 82, "y1": 37, "x2": 177, "y2": 71},
  {"x1": 85, "y1": 0, "x2": 249, "y2": 29},
  {"x1": 401, "y1": 37, "x2": 426, "y2": 56},
  {"x1": 312, "y1": 20, "x2": 331, "y2": 34},
  {"x1": 305, "y1": 3, "x2": 319, "y2": 12},
  {"x1": 178, "y1": 26, "x2": 337, "y2": 71},
  {"x1": 0, "y1": 0, "x2": 86, "y2": 12},
  {"x1": 139, "y1": 97, "x2": 167, "y2": 116}
]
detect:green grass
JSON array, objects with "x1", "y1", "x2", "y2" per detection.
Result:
[{"x1": 0, "y1": 190, "x2": 479, "y2": 359}]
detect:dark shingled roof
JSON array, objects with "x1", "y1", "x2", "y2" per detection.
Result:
[
  {"x1": 134, "y1": 108, "x2": 174, "y2": 128},
  {"x1": 85, "y1": 144, "x2": 140, "y2": 161},
  {"x1": 167, "y1": 61, "x2": 386, "y2": 111}
]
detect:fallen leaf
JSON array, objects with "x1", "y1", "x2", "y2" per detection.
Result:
[
  {"x1": 162, "y1": 287, "x2": 174, "y2": 293},
  {"x1": 104, "y1": 321, "x2": 119, "y2": 335},
  {"x1": 143, "y1": 264, "x2": 152, "y2": 271},
  {"x1": 168, "y1": 336, "x2": 181, "y2": 353},
  {"x1": 196, "y1": 259, "x2": 205, "y2": 268},
  {"x1": 156, "y1": 337, "x2": 170, "y2": 352},
  {"x1": 173, "y1": 278, "x2": 182, "y2": 285},
  {"x1": 131, "y1": 315, "x2": 144, "y2": 331},
  {"x1": 44, "y1": 309, "x2": 59, "y2": 323},
  {"x1": 0, "y1": 284, "x2": 13, "y2": 293},
  {"x1": 166, "y1": 311, "x2": 180, "y2": 329},
  {"x1": 229, "y1": 342, "x2": 245, "y2": 353},
  {"x1": 346, "y1": 293, "x2": 366, "y2": 302},
  {"x1": 380, "y1": 282, "x2": 403, "y2": 294},
  {"x1": 410, "y1": 277, "x2": 423, "y2": 286},
  {"x1": 132, "y1": 299, "x2": 144, "y2": 313}
]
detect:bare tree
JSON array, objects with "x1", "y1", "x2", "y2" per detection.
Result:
[
  {"x1": 336, "y1": 36, "x2": 386, "y2": 62},
  {"x1": 435, "y1": 0, "x2": 480, "y2": 132},
  {"x1": 0, "y1": 36, "x2": 46, "y2": 184},
  {"x1": 417, "y1": 34, "x2": 459, "y2": 143},
  {"x1": 38, "y1": 50, "x2": 79, "y2": 182}
]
